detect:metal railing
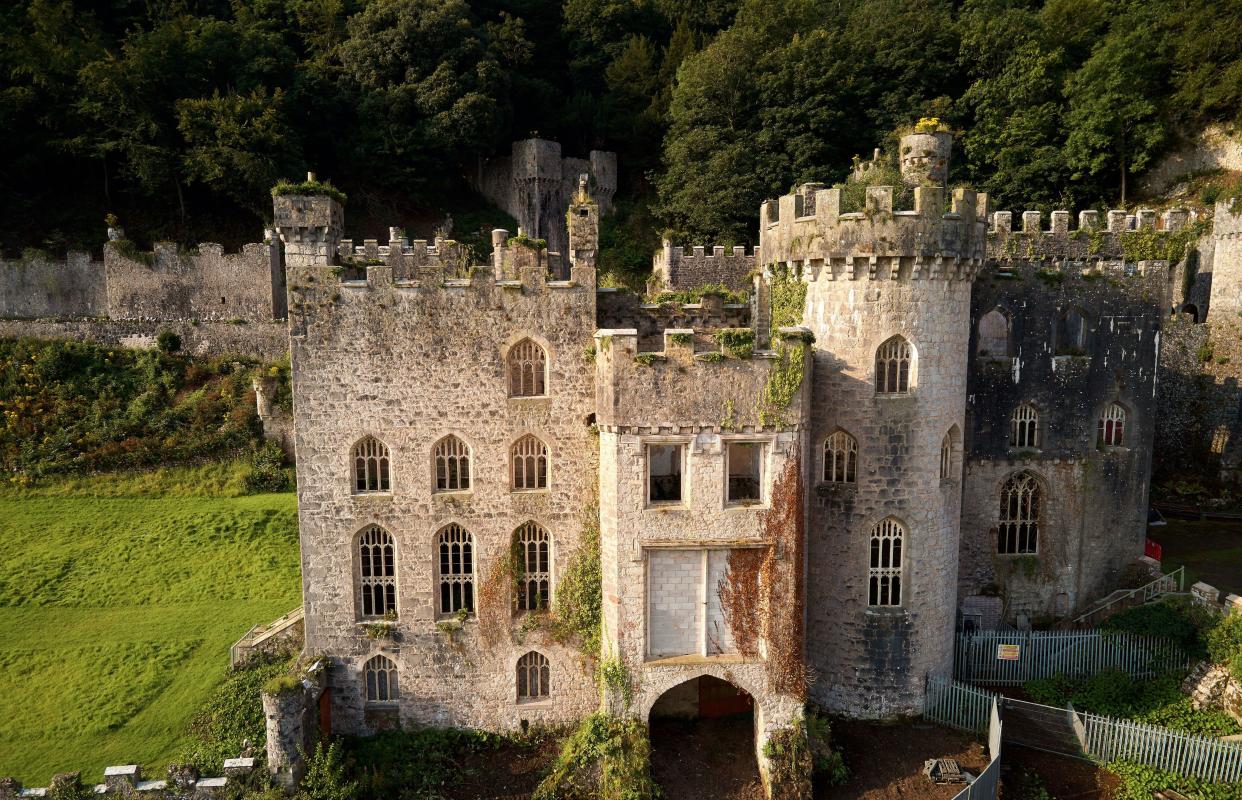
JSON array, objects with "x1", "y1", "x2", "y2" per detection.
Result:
[
  {"x1": 924, "y1": 677, "x2": 1003, "y2": 800},
  {"x1": 954, "y1": 629, "x2": 1189, "y2": 686},
  {"x1": 1070, "y1": 566, "x2": 1185, "y2": 627}
]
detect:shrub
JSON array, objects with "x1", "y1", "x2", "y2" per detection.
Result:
[
  {"x1": 263, "y1": 673, "x2": 303, "y2": 697},
  {"x1": 181, "y1": 651, "x2": 296, "y2": 773},
  {"x1": 533, "y1": 713, "x2": 655, "y2": 800},
  {"x1": 156, "y1": 330, "x2": 183, "y2": 353},
  {"x1": 297, "y1": 741, "x2": 358, "y2": 800},
  {"x1": 340, "y1": 727, "x2": 505, "y2": 799},
  {"x1": 1102, "y1": 597, "x2": 1210, "y2": 658},
  {"x1": 244, "y1": 443, "x2": 291, "y2": 494},
  {"x1": 271, "y1": 179, "x2": 347, "y2": 206},
  {"x1": 1205, "y1": 611, "x2": 1242, "y2": 681}
]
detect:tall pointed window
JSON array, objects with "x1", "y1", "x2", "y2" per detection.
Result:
[
  {"x1": 515, "y1": 522, "x2": 551, "y2": 611},
  {"x1": 940, "y1": 434, "x2": 952, "y2": 480},
  {"x1": 869, "y1": 518, "x2": 904, "y2": 607},
  {"x1": 511, "y1": 435, "x2": 548, "y2": 490},
  {"x1": 358, "y1": 525, "x2": 397, "y2": 618},
  {"x1": 436, "y1": 524, "x2": 475, "y2": 616},
  {"x1": 875, "y1": 336, "x2": 913, "y2": 394},
  {"x1": 508, "y1": 339, "x2": 547, "y2": 397},
  {"x1": 517, "y1": 651, "x2": 550, "y2": 701},
  {"x1": 1098, "y1": 403, "x2": 1126, "y2": 448},
  {"x1": 823, "y1": 431, "x2": 858, "y2": 484},
  {"x1": 433, "y1": 435, "x2": 471, "y2": 492},
  {"x1": 998, "y1": 472, "x2": 1040, "y2": 554},
  {"x1": 1011, "y1": 404, "x2": 1039, "y2": 448},
  {"x1": 353, "y1": 436, "x2": 391, "y2": 493},
  {"x1": 1058, "y1": 308, "x2": 1088, "y2": 354},
  {"x1": 364, "y1": 654, "x2": 398, "y2": 704}
]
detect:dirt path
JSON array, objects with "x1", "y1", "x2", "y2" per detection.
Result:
[
  {"x1": 817, "y1": 720, "x2": 989, "y2": 800},
  {"x1": 650, "y1": 714, "x2": 765, "y2": 800},
  {"x1": 1002, "y1": 745, "x2": 1119, "y2": 799}
]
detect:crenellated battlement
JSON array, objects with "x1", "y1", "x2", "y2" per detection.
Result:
[
  {"x1": 758, "y1": 183, "x2": 989, "y2": 276},
  {"x1": 650, "y1": 240, "x2": 758, "y2": 293},
  {"x1": 986, "y1": 206, "x2": 1202, "y2": 264}
]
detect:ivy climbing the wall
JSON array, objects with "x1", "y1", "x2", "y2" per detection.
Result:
[{"x1": 768, "y1": 264, "x2": 807, "y2": 339}]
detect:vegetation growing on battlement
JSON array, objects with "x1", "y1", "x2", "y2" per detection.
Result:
[
  {"x1": 768, "y1": 265, "x2": 807, "y2": 339},
  {"x1": 270, "y1": 180, "x2": 347, "y2": 206},
  {"x1": 648, "y1": 283, "x2": 748, "y2": 305}
]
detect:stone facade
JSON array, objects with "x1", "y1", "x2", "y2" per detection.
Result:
[
  {"x1": 278, "y1": 131, "x2": 1233, "y2": 794},
  {"x1": 650, "y1": 241, "x2": 757, "y2": 292}
]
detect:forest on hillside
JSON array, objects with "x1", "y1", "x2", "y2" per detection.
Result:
[{"x1": 2, "y1": 0, "x2": 1241, "y2": 262}]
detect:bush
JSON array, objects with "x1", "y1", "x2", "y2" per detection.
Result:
[
  {"x1": 1108, "y1": 761, "x2": 1242, "y2": 800},
  {"x1": 157, "y1": 330, "x2": 183, "y2": 353},
  {"x1": 244, "y1": 443, "x2": 291, "y2": 494},
  {"x1": 263, "y1": 673, "x2": 303, "y2": 697},
  {"x1": 1102, "y1": 598, "x2": 1211, "y2": 658},
  {"x1": 534, "y1": 713, "x2": 655, "y2": 800},
  {"x1": 298, "y1": 741, "x2": 358, "y2": 800},
  {"x1": 181, "y1": 651, "x2": 296, "y2": 773},
  {"x1": 340, "y1": 728, "x2": 505, "y2": 799},
  {"x1": 1205, "y1": 611, "x2": 1242, "y2": 681}
]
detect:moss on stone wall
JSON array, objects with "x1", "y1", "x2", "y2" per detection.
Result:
[
  {"x1": 270, "y1": 179, "x2": 347, "y2": 206},
  {"x1": 768, "y1": 264, "x2": 807, "y2": 339},
  {"x1": 758, "y1": 342, "x2": 806, "y2": 429}
]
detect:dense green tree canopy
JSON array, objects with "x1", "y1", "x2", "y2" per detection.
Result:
[{"x1": 0, "y1": 0, "x2": 1239, "y2": 252}]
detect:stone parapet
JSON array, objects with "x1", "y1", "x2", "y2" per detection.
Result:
[
  {"x1": 759, "y1": 184, "x2": 988, "y2": 272},
  {"x1": 986, "y1": 207, "x2": 1200, "y2": 264},
  {"x1": 651, "y1": 241, "x2": 757, "y2": 292}
]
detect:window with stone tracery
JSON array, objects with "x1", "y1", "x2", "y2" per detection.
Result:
[
  {"x1": 515, "y1": 522, "x2": 551, "y2": 611},
  {"x1": 508, "y1": 339, "x2": 547, "y2": 397},
  {"x1": 998, "y1": 472, "x2": 1040, "y2": 554},
  {"x1": 364, "y1": 654, "x2": 398, "y2": 704},
  {"x1": 1098, "y1": 403, "x2": 1126, "y2": 448},
  {"x1": 516, "y1": 651, "x2": 550, "y2": 701},
  {"x1": 875, "y1": 336, "x2": 913, "y2": 394},
  {"x1": 1011, "y1": 404, "x2": 1039, "y2": 448},
  {"x1": 433, "y1": 435, "x2": 471, "y2": 492},
  {"x1": 511, "y1": 435, "x2": 548, "y2": 490},
  {"x1": 353, "y1": 436, "x2": 391, "y2": 493},
  {"x1": 868, "y1": 518, "x2": 904, "y2": 607},
  {"x1": 823, "y1": 430, "x2": 857, "y2": 484},
  {"x1": 358, "y1": 525, "x2": 397, "y2": 618},
  {"x1": 436, "y1": 524, "x2": 474, "y2": 616}
]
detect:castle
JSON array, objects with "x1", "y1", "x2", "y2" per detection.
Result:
[{"x1": 269, "y1": 129, "x2": 1227, "y2": 792}]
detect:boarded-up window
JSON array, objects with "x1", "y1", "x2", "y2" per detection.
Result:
[{"x1": 977, "y1": 309, "x2": 1010, "y2": 356}]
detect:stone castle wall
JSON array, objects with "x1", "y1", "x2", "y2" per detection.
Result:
[
  {"x1": 593, "y1": 326, "x2": 810, "y2": 773},
  {"x1": 960, "y1": 258, "x2": 1163, "y2": 621},
  {"x1": 596, "y1": 289, "x2": 750, "y2": 351},
  {"x1": 281, "y1": 196, "x2": 600, "y2": 733},
  {"x1": 0, "y1": 251, "x2": 106, "y2": 317},
  {"x1": 651, "y1": 242, "x2": 756, "y2": 292},
  {"x1": 0, "y1": 318, "x2": 288, "y2": 359}
]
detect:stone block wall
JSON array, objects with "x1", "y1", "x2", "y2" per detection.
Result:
[
  {"x1": 105, "y1": 241, "x2": 282, "y2": 322},
  {"x1": 651, "y1": 241, "x2": 757, "y2": 292},
  {"x1": 595, "y1": 289, "x2": 749, "y2": 351},
  {"x1": 593, "y1": 325, "x2": 810, "y2": 779},
  {"x1": 0, "y1": 318, "x2": 288, "y2": 360},
  {"x1": 282, "y1": 198, "x2": 600, "y2": 733},
  {"x1": 0, "y1": 251, "x2": 106, "y2": 317},
  {"x1": 960, "y1": 258, "x2": 1162, "y2": 620}
]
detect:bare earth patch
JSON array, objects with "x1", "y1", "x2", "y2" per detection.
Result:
[
  {"x1": 817, "y1": 720, "x2": 988, "y2": 800},
  {"x1": 651, "y1": 715, "x2": 765, "y2": 800}
]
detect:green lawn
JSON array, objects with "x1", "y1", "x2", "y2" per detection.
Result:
[
  {"x1": 1150, "y1": 518, "x2": 1242, "y2": 596},
  {"x1": 0, "y1": 467, "x2": 300, "y2": 785}
]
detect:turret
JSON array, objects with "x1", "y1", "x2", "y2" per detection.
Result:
[
  {"x1": 566, "y1": 174, "x2": 599, "y2": 270},
  {"x1": 900, "y1": 130, "x2": 953, "y2": 186},
  {"x1": 272, "y1": 174, "x2": 343, "y2": 268}
]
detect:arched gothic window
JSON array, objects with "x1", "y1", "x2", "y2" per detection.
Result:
[
  {"x1": 516, "y1": 651, "x2": 550, "y2": 701},
  {"x1": 940, "y1": 434, "x2": 952, "y2": 480},
  {"x1": 977, "y1": 309, "x2": 1010, "y2": 357},
  {"x1": 433, "y1": 435, "x2": 471, "y2": 492},
  {"x1": 998, "y1": 472, "x2": 1041, "y2": 554},
  {"x1": 353, "y1": 436, "x2": 391, "y2": 493},
  {"x1": 1058, "y1": 308, "x2": 1088, "y2": 354},
  {"x1": 511, "y1": 435, "x2": 548, "y2": 490},
  {"x1": 508, "y1": 339, "x2": 547, "y2": 397},
  {"x1": 1098, "y1": 403, "x2": 1126, "y2": 447},
  {"x1": 868, "y1": 518, "x2": 904, "y2": 607},
  {"x1": 358, "y1": 525, "x2": 397, "y2": 618},
  {"x1": 1011, "y1": 404, "x2": 1039, "y2": 448},
  {"x1": 515, "y1": 522, "x2": 551, "y2": 611},
  {"x1": 823, "y1": 430, "x2": 858, "y2": 484},
  {"x1": 875, "y1": 336, "x2": 913, "y2": 394},
  {"x1": 436, "y1": 524, "x2": 475, "y2": 616},
  {"x1": 364, "y1": 654, "x2": 398, "y2": 704}
]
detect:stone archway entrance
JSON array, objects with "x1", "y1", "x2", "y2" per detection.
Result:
[{"x1": 648, "y1": 675, "x2": 764, "y2": 800}]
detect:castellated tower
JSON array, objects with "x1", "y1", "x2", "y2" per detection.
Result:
[
  {"x1": 274, "y1": 187, "x2": 602, "y2": 734},
  {"x1": 759, "y1": 133, "x2": 988, "y2": 717}
]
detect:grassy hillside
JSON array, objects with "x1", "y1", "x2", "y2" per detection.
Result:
[{"x1": 0, "y1": 465, "x2": 300, "y2": 785}]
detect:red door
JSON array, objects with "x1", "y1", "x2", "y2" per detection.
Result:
[
  {"x1": 318, "y1": 687, "x2": 332, "y2": 737},
  {"x1": 698, "y1": 677, "x2": 753, "y2": 718}
]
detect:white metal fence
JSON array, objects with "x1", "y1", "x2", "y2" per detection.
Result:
[
  {"x1": 954, "y1": 629, "x2": 1189, "y2": 685},
  {"x1": 929, "y1": 675, "x2": 1242, "y2": 784},
  {"x1": 1075, "y1": 708, "x2": 1242, "y2": 784},
  {"x1": 924, "y1": 677, "x2": 1003, "y2": 800}
]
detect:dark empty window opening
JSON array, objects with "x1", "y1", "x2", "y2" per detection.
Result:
[
  {"x1": 220, "y1": 296, "x2": 226, "y2": 304},
  {"x1": 648, "y1": 444, "x2": 684, "y2": 504},
  {"x1": 727, "y1": 443, "x2": 762, "y2": 505},
  {"x1": 1057, "y1": 309, "x2": 1088, "y2": 355}
]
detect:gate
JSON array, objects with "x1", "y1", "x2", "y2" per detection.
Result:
[{"x1": 999, "y1": 697, "x2": 1087, "y2": 759}]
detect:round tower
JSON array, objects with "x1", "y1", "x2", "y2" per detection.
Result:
[
  {"x1": 900, "y1": 130, "x2": 953, "y2": 186},
  {"x1": 758, "y1": 167, "x2": 987, "y2": 717}
]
